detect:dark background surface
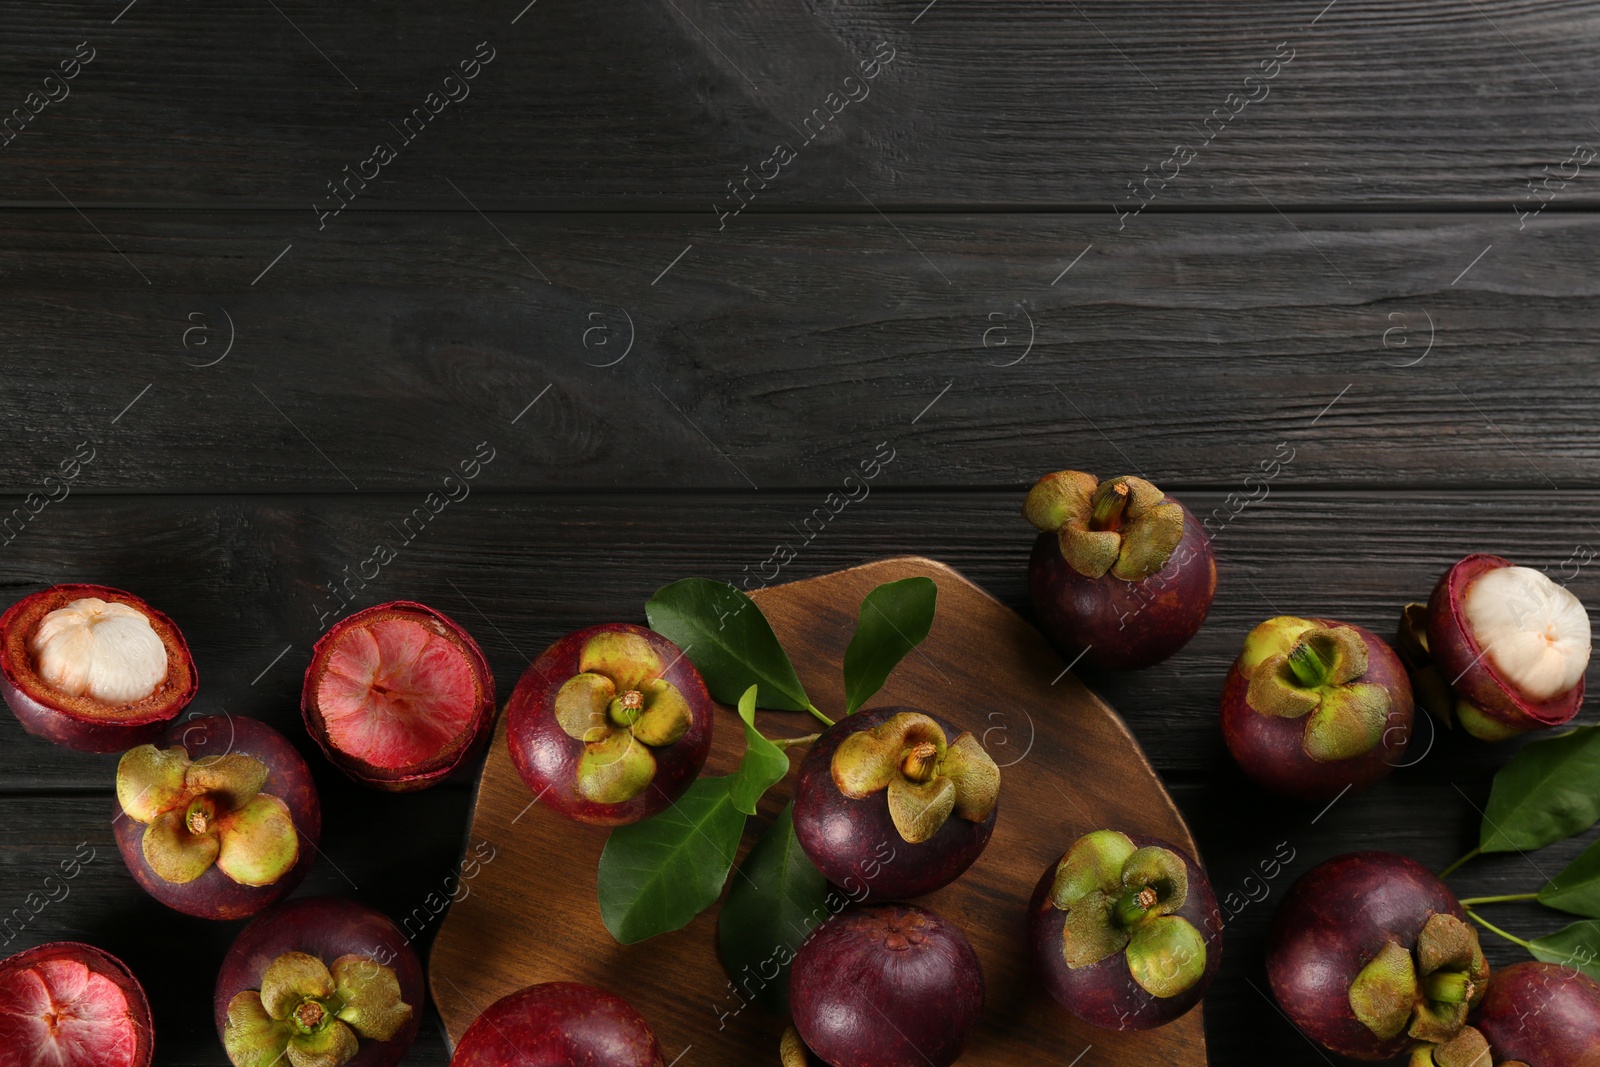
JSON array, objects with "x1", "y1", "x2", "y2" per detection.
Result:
[{"x1": 1, "y1": 1, "x2": 1597, "y2": 1063}]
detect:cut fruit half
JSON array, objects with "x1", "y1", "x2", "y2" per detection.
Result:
[
  {"x1": 0, "y1": 942, "x2": 154, "y2": 1067},
  {"x1": 303, "y1": 601, "x2": 495, "y2": 792}
]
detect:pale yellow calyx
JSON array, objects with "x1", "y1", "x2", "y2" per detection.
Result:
[
  {"x1": 1465, "y1": 566, "x2": 1591, "y2": 702},
  {"x1": 29, "y1": 597, "x2": 167, "y2": 704}
]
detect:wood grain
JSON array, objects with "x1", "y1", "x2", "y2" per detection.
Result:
[
  {"x1": 1, "y1": 1, "x2": 1598, "y2": 207},
  {"x1": 1, "y1": 211, "x2": 1598, "y2": 490},
  {"x1": 429, "y1": 557, "x2": 1207, "y2": 1063}
]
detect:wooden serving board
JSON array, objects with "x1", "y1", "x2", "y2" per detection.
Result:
[{"x1": 430, "y1": 557, "x2": 1208, "y2": 1065}]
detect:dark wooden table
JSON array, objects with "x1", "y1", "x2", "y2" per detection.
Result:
[{"x1": 2, "y1": 2, "x2": 1597, "y2": 1063}]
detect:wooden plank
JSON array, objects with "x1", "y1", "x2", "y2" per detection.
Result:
[
  {"x1": 1, "y1": 211, "x2": 1598, "y2": 490},
  {"x1": 0, "y1": 488, "x2": 1594, "y2": 791},
  {"x1": 1, "y1": 1, "x2": 1597, "y2": 207}
]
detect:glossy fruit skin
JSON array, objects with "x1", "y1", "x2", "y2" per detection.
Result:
[
  {"x1": 1473, "y1": 962, "x2": 1600, "y2": 1067},
  {"x1": 1267, "y1": 851, "x2": 1466, "y2": 1061},
  {"x1": 448, "y1": 982, "x2": 664, "y2": 1067},
  {"x1": 302, "y1": 600, "x2": 496, "y2": 792},
  {"x1": 0, "y1": 941, "x2": 154, "y2": 1067},
  {"x1": 790, "y1": 904, "x2": 983, "y2": 1067},
  {"x1": 792, "y1": 705, "x2": 997, "y2": 901},
  {"x1": 505, "y1": 623, "x2": 713, "y2": 826},
  {"x1": 0, "y1": 584, "x2": 197, "y2": 753},
  {"x1": 214, "y1": 897, "x2": 423, "y2": 1067},
  {"x1": 112, "y1": 715, "x2": 320, "y2": 920},
  {"x1": 1028, "y1": 499, "x2": 1217, "y2": 671},
  {"x1": 1428, "y1": 554, "x2": 1585, "y2": 735},
  {"x1": 1027, "y1": 834, "x2": 1221, "y2": 1031},
  {"x1": 1220, "y1": 620, "x2": 1415, "y2": 802}
]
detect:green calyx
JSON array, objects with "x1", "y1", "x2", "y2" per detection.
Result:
[
  {"x1": 554, "y1": 630, "x2": 695, "y2": 804},
  {"x1": 222, "y1": 951, "x2": 413, "y2": 1067},
  {"x1": 1408, "y1": 1027, "x2": 1506, "y2": 1067},
  {"x1": 1048, "y1": 830, "x2": 1207, "y2": 999},
  {"x1": 1241, "y1": 618, "x2": 1392, "y2": 763},
  {"x1": 830, "y1": 711, "x2": 1000, "y2": 845},
  {"x1": 1023, "y1": 470, "x2": 1185, "y2": 582},
  {"x1": 116, "y1": 744, "x2": 298, "y2": 889},
  {"x1": 1348, "y1": 913, "x2": 1489, "y2": 1046}
]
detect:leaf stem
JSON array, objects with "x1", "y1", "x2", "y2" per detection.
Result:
[
  {"x1": 806, "y1": 703, "x2": 835, "y2": 728},
  {"x1": 1439, "y1": 848, "x2": 1481, "y2": 881},
  {"x1": 1458, "y1": 892, "x2": 1540, "y2": 907},
  {"x1": 1465, "y1": 909, "x2": 1536, "y2": 952},
  {"x1": 772, "y1": 733, "x2": 821, "y2": 751}
]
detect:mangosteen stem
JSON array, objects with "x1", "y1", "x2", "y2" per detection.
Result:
[
  {"x1": 1287, "y1": 640, "x2": 1330, "y2": 688},
  {"x1": 772, "y1": 733, "x2": 821, "y2": 751},
  {"x1": 1438, "y1": 848, "x2": 1481, "y2": 881},
  {"x1": 1090, "y1": 482, "x2": 1130, "y2": 531},
  {"x1": 1114, "y1": 886, "x2": 1159, "y2": 927},
  {"x1": 610, "y1": 690, "x2": 645, "y2": 727},
  {"x1": 1459, "y1": 892, "x2": 1539, "y2": 907},
  {"x1": 1424, "y1": 971, "x2": 1474, "y2": 1005},
  {"x1": 901, "y1": 742, "x2": 940, "y2": 784},
  {"x1": 185, "y1": 795, "x2": 217, "y2": 836},
  {"x1": 1465, "y1": 909, "x2": 1535, "y2": 952}
]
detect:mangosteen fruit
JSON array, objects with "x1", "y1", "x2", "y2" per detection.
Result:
[
  {"x1": 791, "y1": 705, "x2": 999, "y2": 900},
  {"x1": 1267, "y1": 851, "x2": 1488, "y2": 1060},
  {"x1": 0, "y1": 584, "x2": 197, "y2": 752},
  {"x1": 1409, "y1": 555, "x2": 1590, "y2": 740},
  {"x1": 1472, "y1": 961, "x2": 1600, "y2": 1067},
  {"x1": 790, "y1": 904, "x2": 983, "y2": 1067},
  {"x1": 113, "y1": 714, "x2": 320, "y2": 920},
  {"x1": 1220, "y1": 616, "x2": 1415, "y2": 801},
  {"x1": 1024, "y1": 470, "x2": 1216, "y2": 670},
  {"x1": 302, "y1": 600, "x2": 496, "y2": 791},
  {"x1": 0, "y1": 941, "x2": 155, "y2": 1067},
  {"x1": 215, "y1": 896, "x2": 422, "y2": 1067},
  {"x1": 448, "y1": 982, "x2": 664, "y2": 1066},
  {"x1": 505, "y1": 624, "x2": 714, "y2": 826},
  {"x1": 1027, "y1": 830, "x2": 1221, "y2": 1031}
]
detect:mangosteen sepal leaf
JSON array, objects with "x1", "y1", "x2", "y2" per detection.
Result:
[
  {"x1": 597, "y1": 774, "x2": 747, "y2": 944},
  {"x1": 1480, "y1": 726, "x2": 1600, "y2": 853},
  {"x1": 646, "y1": 578, "x2": 811, "y2": 713},
  {"x1": 841, "y1": 577, "x2": 938, "y2": 715},
  {"x1": 729, "y1": 685, "x2": 790, "y2": 816},
  {"x1": 1538, "y1": 836, "x2": 1600, "y2": 917},
  {"x1": 1125, "y1": 915, "x2": 1207, "y2": 998},
  {"x1": 1527, "y1": 919, "x2": 1600, "y2": 982},
  {"x1": 715, "y1": 802, "x2": 831, "y2": 1015}
]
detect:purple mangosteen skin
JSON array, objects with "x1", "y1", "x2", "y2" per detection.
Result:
[
  {"x1": 215, "y1": 897, "x2": 424, "y2": 1067},
  {"x1": 790, "y1": 904, "x2": 983, "y2": 1067},
  {"x1": 1220, "y1": 620, "x2": 1415, "y2": 802},
  {"x1": 1028, "y1": 499, "x2": 1217, "y2": 671},
  {"x1": 112, "y1": 715, "x2": 321, "y2": 921},
  {"x1": 448, "y1": 981, "x2": 664, "y2": 1066},
  {"x1": 1027, "y1": 833, "x2": 1221, "y2": 1031},
  {"x1": 1427, "y1": 554, "x2": 1585, "y2": 734},
  {"x1": 792, "y1": 705, "x2": 997, "y2": 901},
  {"x1": 1473, "y1": 962, "x2": 1600, "y2": 1067},
  {"x1": 506, "y1": 624, "x2": 713, "y2": 827},
  {"x1": 1267, "y1": 851, "x2": 1465, "y2": 1061}
]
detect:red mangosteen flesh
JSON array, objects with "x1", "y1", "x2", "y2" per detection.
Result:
[
  {"x1": 113, "y1": 714, "x2": 320, "y2": 920},
  {"x1": 1025, "y1": 471, "x2": 1217, "y2": 671},
  {"x1": 1472, "y1": 961, "x2": 1600, "y2": 1067},
  {"x1": 1220, "y1": 616, "x2": 1415, "y2": 802},
  {"x1": 0, "y1": 941, "x2": 154, "y2": 1067},
  {"x1": 790, "y1": 904, "x2": 983, "y2": 1067},
  {"x1": 303, "y1": 601, "x2": 496, "y2": 792},
  {"x1": 1422, "y1": 555, "x2": 1590, "y2": 740},
  {"x1": 1267, "y1": 852, "x2": 1489, "y2": 1061},
  {"x1": 448, "y1": 981, "x2": 664, "y2": 1067},
  {"x1": 1027, "y1": 831, "x2": 1221, "y2": 1031},
  {"x1": 792, "y1": 705, "x2": 999, "y2": 901},
  {"x1": 506, "y1": 624, "x2": 713, "y2": 826},
  {"x1": 0, "y1": 585, "x2": 196, "y2": 753},
  {"x1": 215, "y1": 897, "x2": 423, "y2": 1067}
]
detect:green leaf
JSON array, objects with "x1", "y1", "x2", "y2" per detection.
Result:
[
  {"x1": 646, "y1": 578, "x2": 810, "y2": 712},
  {"x1": 729, "y1": 685, "x2": 790, "y2": 816},
  {"x1": 841, "y1": 577, "x2": 938, "y2": 715},
  {"x1": 715, "y1": 803, "x2": 832, "y2": 1015},
  {"x1": 1540, "y1": 837, "x2": 1600, "y2": 918},
  {"x1": 597, "y1": 775, "x2": 746, "y2": 944},
  {"x1": 1481, "y1": 727, "x2": 1600, "y2": 853},
  {"x1": 1529, "y1": 919, "x2": 1600, "y2": 981}
]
